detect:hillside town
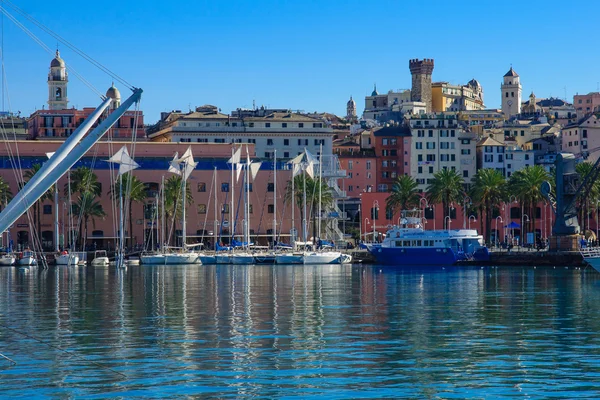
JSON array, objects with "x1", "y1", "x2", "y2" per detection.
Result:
[{"x1": 1, "y1": 53, "x2": 599, "y2": 252}]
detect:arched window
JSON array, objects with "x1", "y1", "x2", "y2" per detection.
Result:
[{"x1": 56, "y1": 87, "x2": 62, "y2": 99}]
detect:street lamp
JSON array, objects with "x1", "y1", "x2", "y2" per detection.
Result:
[
  {"x1": 358, "y1": 203, "x2": 362, "y2": 244},
  {"x1": 463, "y1": 196, "x2": 471, "y2": 229},
  {"x1": 444, "y1": 216, "x2": 452, "y2": 231},
  {"x1": 522, "y1": 213, "x2": 530, "y2": 246},
  {"x1": 420, "y1": 197, "x2": 429, "y2": 230},
  {"x1": 373, "y1": 201, "x2": 379, "y2": 243},
  {"x1": 495, "y1": 216, "x2": 503, "y2": 247},
  {"x1": 364, "y1": 218, "x2": 370, "y2": 242},
  {"x1": 469, "y1": 215, "x2": 477, "y2": 230}
]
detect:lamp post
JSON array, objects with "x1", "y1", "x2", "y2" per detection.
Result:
[
  {"x1": 495, "y1": 216, "x2": 503, "y2": 248},
  {"x1": 444, "y1": 216, "x2": 452, "y2": 231},
  {"x1": 522, "y1": 213, "x2": 530, "y2": 246},
  {"x1": 448, "y1": 203, "x2": 455, "y2": 230},
  {"x1": 358, "y1": 203, "x2": 362, "y2": 244},
  {"x1": 373, "y1": 201, "x2": 379, "y2": 243},
  {"x1": 469, "y1": 215, "x2": 477, "y2": 230},
  {"x1": 463, "y1": 196, "x2": 471, "y2": 229},
  {"x1": 364, "y1": 218, "x2": 370, "y2": 242},
  {"x1": 420, "y1": 197, "x2": 429, "y2": 230}
]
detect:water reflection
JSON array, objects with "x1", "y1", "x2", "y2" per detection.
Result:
[{"x1": 0, "y1": 265, "x2": 600, "y2": 397}]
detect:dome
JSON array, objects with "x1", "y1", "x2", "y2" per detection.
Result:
[
  {"x1": 106, "y1": 83, "x2": 121, "y2": 100},
  {"x1": 347, "y1": 96, "x2": 355, "y2": 106},
  {"x1": 50, "y1": 50, "x2": 65, "y2": 68},
  {"x1": 467, "y1": 78, "x2": 481, "y2": 91}
]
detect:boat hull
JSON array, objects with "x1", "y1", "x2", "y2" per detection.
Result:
[
  {"x1": 17, "y1": 256, "x2": 36, "y2": 266},
  {"x1": 275, "y1": 253, "x2": 304, "y2": 265},
  {"x1": 215, "y1": 254, "x2": 232, "y2": 264},
  {"x1": 55, "y1": 254, "x2": 79, "y2": 266},
  {"x1": 91, "y1": 257, "x2": 109, "y2": 267},
  {"x1": 303, "y1": 251, "x2": 342, "y2": 265},
  {"x1": 164, "y1": 253, "x2": 200, "y2": 265},
  {"x1": 140, "y1": 254, "x2": 165, "y2": 265},
  {"x1": 253, "y1": 254, "x2": 276, "y2": 264},
  {"x1": 230, "y1": 254, "x2": 255, "y2": 265},
  {"x1": 368, "y1": 246, "x2": 458, "y2": 265},
  {"x1": 199, "y1": 255, "x2": 217, "y2": 265}
]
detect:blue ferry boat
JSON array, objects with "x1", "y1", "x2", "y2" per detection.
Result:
[{"x1": 365, "y1": 211, "x2": 489, "y2": 265}]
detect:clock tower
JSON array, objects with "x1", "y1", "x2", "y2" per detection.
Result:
[{"x1": 501, "y1": 67, "x2": 521, "y2": 119}]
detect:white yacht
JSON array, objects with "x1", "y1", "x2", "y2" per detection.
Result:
[
  {"x1": 17, "y1": 249, "x2": 36, "y2": 266},
  {"x1": 55, "y1": 251, "x2": 79, "y2": 266},
  {"x1": 0, "y1": 254, "x2": 16, "y2": 266},
  {"x1": 91, "y1": 250, "x2": 110, "y2": 267},
  {"x1": 275, "y1": 252, "x2": 304, "y2": 265}
]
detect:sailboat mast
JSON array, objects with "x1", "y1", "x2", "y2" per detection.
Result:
[
  {"x1": 273, "y1": 150, "x2": 277, "y2": 247},
  {"x1": 54, "y1": 182, "x2": 59, "y2": 252},
  {"x1": 118, "y1": 173, "x2": 124, "y2": 266},
  {"x1": 231, "y1": 146, "x2": 235, "y2": 246},
  {"x1": 245, "y1": 148, "x2": 250, "y2": 248},
  {"x1": 161, "y1": 175, "x2": 165, "y2": 252},
  {"x1": 182, "y1": 169, "x2": 186, "y2": 248},
  {"x1": 318, "y1": 143, "x2": 322, "y2": 244},
  {"x1": 291, "y1": 163, "x2": 295, "y2": 247},
  {"x1": 67, "y1": 170, "x2": 72, "y2": 250},
  {"x1": 303, "y1": 162, "x2": 307, "y2": 245},
  {"x1": 213, "y1": 166, "x2": 217, "y2": 250}
]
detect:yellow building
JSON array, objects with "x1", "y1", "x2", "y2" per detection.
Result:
[{"x1": 431, "y1": 80, "x2": 485, "y2": 113}]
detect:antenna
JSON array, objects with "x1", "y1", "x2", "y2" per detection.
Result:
[
  {"x1": 253, "y1": 99, "x2": 256, "y2": 110},
  {"x1": 564, "y1": 86, "x2": 567, "y2": 101},
  {"x1": 1, "y1": 0, "x2": 4, "y2": 112}
]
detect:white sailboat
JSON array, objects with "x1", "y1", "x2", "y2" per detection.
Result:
[
  {"x1": 198, "y1": 167, "x2": 218, "y2": 265},
  {"x1": 56, "y1": 169, "x2": 79, "y2": 266},
  {"x1": 0, "y1": 253, "x2": 15, "y2": 266},
  {"x1": 141, "y1": 147, "x2": 200, "y2": 265},
  {"x1": 17, "y1": 249, "x2": 37, "y2": 266}
]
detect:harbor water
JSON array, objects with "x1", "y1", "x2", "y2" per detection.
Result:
[{"x1": 2, "y1": 264, "x2": 600, "y2": 398}]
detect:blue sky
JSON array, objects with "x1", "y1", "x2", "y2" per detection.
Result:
[{"x1": 1, "y1": 0, "x2": 598, "y2": 123}]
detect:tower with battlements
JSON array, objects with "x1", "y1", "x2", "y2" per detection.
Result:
[{"x1": 409, "y1": 58, "x2": 434, "y2": 113}]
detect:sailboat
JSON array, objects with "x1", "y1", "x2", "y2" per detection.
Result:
[
  {"x1": 56, "y1": 168, "x2": 79, "y2": 266},
  {"x1": 141, "y1": 147, "x2": 200, "y2": 265}
]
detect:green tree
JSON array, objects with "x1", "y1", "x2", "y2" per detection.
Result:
[
  {"x1": 426, "y1": 169, "x2": 464, "y2": 229},
  {"x1": 109, "y1": 173, "x2": 147, "y2": 247},
  {"x1": 71, "y1": 192, "x2": 106, "y2": 248},
  {"x1": 508, "y1": 165, "x2": 550, "y2": 243},
  {"x1": 575, "y1": 162, "x2": 600, "y2": 232},
  {"x1": 284, "y1": 174, "x2": 334, "y2": 241},
  {"x1": 386, "y1": 175, "x2": 420, "y2": 216},
  {"x1": 163, "y1": 175, "x2": 193, "y2": 244},
  {"x1": 470, "y1": 168, "x2": 506, "y2": 245},
  {"x1": 65, "y1": 167, "x2": 101, "y2": 197},
  {"x1": 0, "y1": 176, "x2": 13, "y2": 208},
  {"x1": 24, "y1": 164, "x2": 55, "y2": 249}
]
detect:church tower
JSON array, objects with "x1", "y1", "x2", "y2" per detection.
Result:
[
  {"x1": 409, "y1": 58, "x2": 434, "y2": 112},
  {"x1": 47, "y1": 50, "x2": 68, "y2": 110},
  {"x1": 346, "y1": 96, "x2": 357, "y2": 121},
  {"x1": 501, "y1": 67, "x2": 521, "y2": 119}
]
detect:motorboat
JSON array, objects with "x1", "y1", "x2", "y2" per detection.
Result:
[
  {"x1": 127, "y1": 256, "x2": 140, "y2": 266},
  {"x1": 365, "y1": 210, "x2": 489, "y2": 266},
  {"x1": 91, "y1": 250, "x2": 109, "y2": 267},
  {"x1": 55, "y1": 251, "x2": 79, "y2": 266},
  {"x1": 0, "y1": 253, "x2": 16, "y2": 266},
  {"x1": 340, "y1": 253, "x2": 353, "y2": 264},
  {"x1": 303, "y1": 251, "x2": 343, "y2": 265},
  {"x1": 581, "y1": 247, "x2": 600, "y2": 272},
  {"x1": 17, "y1": 249, "x2": 36, "y2": 266}
]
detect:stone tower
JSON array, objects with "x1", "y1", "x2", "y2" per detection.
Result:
[
  {"x1": 48, "y1": 50, "x2": 68, "y2": 110},
  {"x1": 346, "y1": 96, "x2": 357, "y2": 120},
  {"x1": 409, "y1": 58, "x2": 434, "y2": 112},
  {"x1": 501, "y1": 67, "x2": 522, "y2": 119}
]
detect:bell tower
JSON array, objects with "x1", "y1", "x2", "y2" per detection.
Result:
[
  {"x1": 346, "y1": 96, "x2": 357, "y2": 121},
  {"x1": 48, "y1": 50, "x2": 68, "y2": 110},
  {"x1": 501, "y1": 66, "x2": 521, "y2": 119}
]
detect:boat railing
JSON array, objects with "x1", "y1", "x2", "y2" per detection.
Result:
[{"x1": 580, "y1": 247, "x2": 600, "y2": 259}]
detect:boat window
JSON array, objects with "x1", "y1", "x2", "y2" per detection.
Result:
[
  {"x1": 416, "y1": 240, "x2": 422, "y2": 246},
  {"x1": 395, "y1": 241, "x2": 402, "y2": 247},
  {"x1": 403, "y1": 240, "x2": 410, "y2": 247}
]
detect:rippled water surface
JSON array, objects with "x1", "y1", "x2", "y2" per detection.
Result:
[{"x1": 2, "y1": 264, "x2": 600, "y2": 398}]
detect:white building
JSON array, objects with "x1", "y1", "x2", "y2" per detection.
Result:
[
  {"x1": 408, "y1": 113, "x2": 477, "y2": 191},
  {"x1": 476, "y1": 136, "x2": 534, "y2": 177},
  {"x1": 147, "y1": 105, "x2": 334, "y2": 159}
]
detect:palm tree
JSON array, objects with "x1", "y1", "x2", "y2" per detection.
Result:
[
  {"x1": 65, "y1": 167, "x2": 101, "y2": 197},
  {"x1": 426, "y1": 169, "x2": 464, "y2": 229},
  {"x1": 284, "y1": 174, "x2": 334, "y2": 241},
  {"x1": 71, "y1": 192, "x2": 106, "y2": 248},
  {"x1": 0, "y1": 176, "x2": 13, "y2": 209},
  {"x1": 575, "y1": 162, "x2": 600, "y2": 232},
  {"x1": 386, "y1": 175, "x2": 420, "y2": 217},
  {"x1": 163, "y1": 175, "x2": 193, "y2": 244},
  {"x1": 24, "y1": 164, "x2": 54, "y2": 248},
  {"x1": 470, "y1": 169, "x2": 506, "y2": 245},
  {"x1": 508, "y1": 165, "x2": 550, "y2": 243},
  {"x1": 109, "y1": 173, "x2": 147, "y2": 247}
]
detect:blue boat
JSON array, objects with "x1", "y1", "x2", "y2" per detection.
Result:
[{"x1": 366, "y1": 211, "x2": 489, "y2": 266}]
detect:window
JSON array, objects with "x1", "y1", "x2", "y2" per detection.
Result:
[
  {"x1": 249, "y1": 204, "x2": 253, "y2": 214},
  {"x1": 222, "y1": 204, "x2": 229, "y2": 213},
  {"x1": 461, "y1": 149, "x2": 471, "y2": 155},
  {"x1": 197, "y1": 182, "x2": 206, "y2": 192},
  {"x1": 366, "y1": 161, "x2": 371, "y2": 170},
  {"x1": 247, "y1": 138, "x2": 256, "y2": 144},
  {"x1": 428, "y1": 130, "x2": 433, "y2": 137},
  {"x1": 198, "y1": 204, "x2": 207, "y2": 214},
  {"x1": 267, "y1": 139, "x2": 274, "y2": 146},
  {"x1": 284, "y1": 139, "x2": 289, "y2": 146},
  {"x1": 299, "y1": 123, "x2": 304, "y2": 128},
  {"x1": 382, "y1": 160, "x2": 388, "y2": 168},
  {"x1": 267, "y1": 183, "x2": 274, "y2": 192},
  {"x1": 313, "y1": 123, "x2": 323, "y2": 128},
  {"x1": 265, "y1": 123, "x2": 271, "y2": 128},
  {"x1": 382, "y1": 138, "x2": 389, "y2": 145},
  {"x1": 43, "y1": 205, "x2": 52, "y2": 215},
  {"x1": 246, "y1": 183, "x2": 253, "y2": 192},
  {"x1": 348, "y1": 160, "x2": 353, "y2": 170},
  {"x1": 429, "y1": 166, "x2": 434, "y2": 173},
  {"x1": 416, "y1": 142, "x2": 423, "y2": 149},
  {"x1": 426, "y1": 154, "x2": 435, "y2": 161},
  {"x1": 463, "y1": 170, "x2": 469, "y2": 178},
  {"x1": 197, "y1": 138, "x2": 208, "y2": 143},
  {"x1": 268, "y1": 204, "x2": 274, "y2": 213},
  {"x1": 418, "y1": 154, "x2": 423, "y2": 161},
  {"x1": 284, "y1": 152, "x2": 289, "y2": 158},
  {"x1": 390, "y1": 150, "x2": 397, "y2": 156},
  {"x1": 371, "y1": 207, "x2": 379, "y2": 220},
  {"x1": 282, "y1": 123, "x2": 287, "y2": 128},
  {"x1": 348, "y1": 172, "x2": 353, "y2": 178},
  {"x1": 221, "y1": 183, "x2": 229, "y2": 192}
]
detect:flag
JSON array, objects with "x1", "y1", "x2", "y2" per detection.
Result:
[
  {"x1": 250, "y1": 161, "x2": 262, "y2": 180},
  {"x1": 227, "y1": 146, "x2": 241, "y2": 164},
  {"x1": 304, "y1": 161, "x2": 314, "y2": 179},
  {"x1": 107, "y1": 146, "x2": 140, "y2": 176},
  {"x1": 168, "y1": 152, "x2": 181, "y2": 175}
]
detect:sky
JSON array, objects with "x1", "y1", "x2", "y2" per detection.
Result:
[{"x1": 1, "y1": 0, "x2": 598, "y2": 124}]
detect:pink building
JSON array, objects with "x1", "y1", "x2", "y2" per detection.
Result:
[
  {"x1": 574, "y1": 92, "x2": 600, "y2": 119},
  {"x1": 0, "y1": 141, "x2": 298, "y2": 251}
]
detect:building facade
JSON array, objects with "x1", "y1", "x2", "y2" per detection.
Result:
[
  {"x1": 431, "y1": 80, "x2": 485, "y2": 113},
  {"x1": 501, "y1": 67, "x2": 522, "y2": 119},
  {"x1": 372, "y1": 125, "x2": 411, "y2": 192},
  {"x1": 574, "y1": 92, "x2": 600, "y2": 119}
]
